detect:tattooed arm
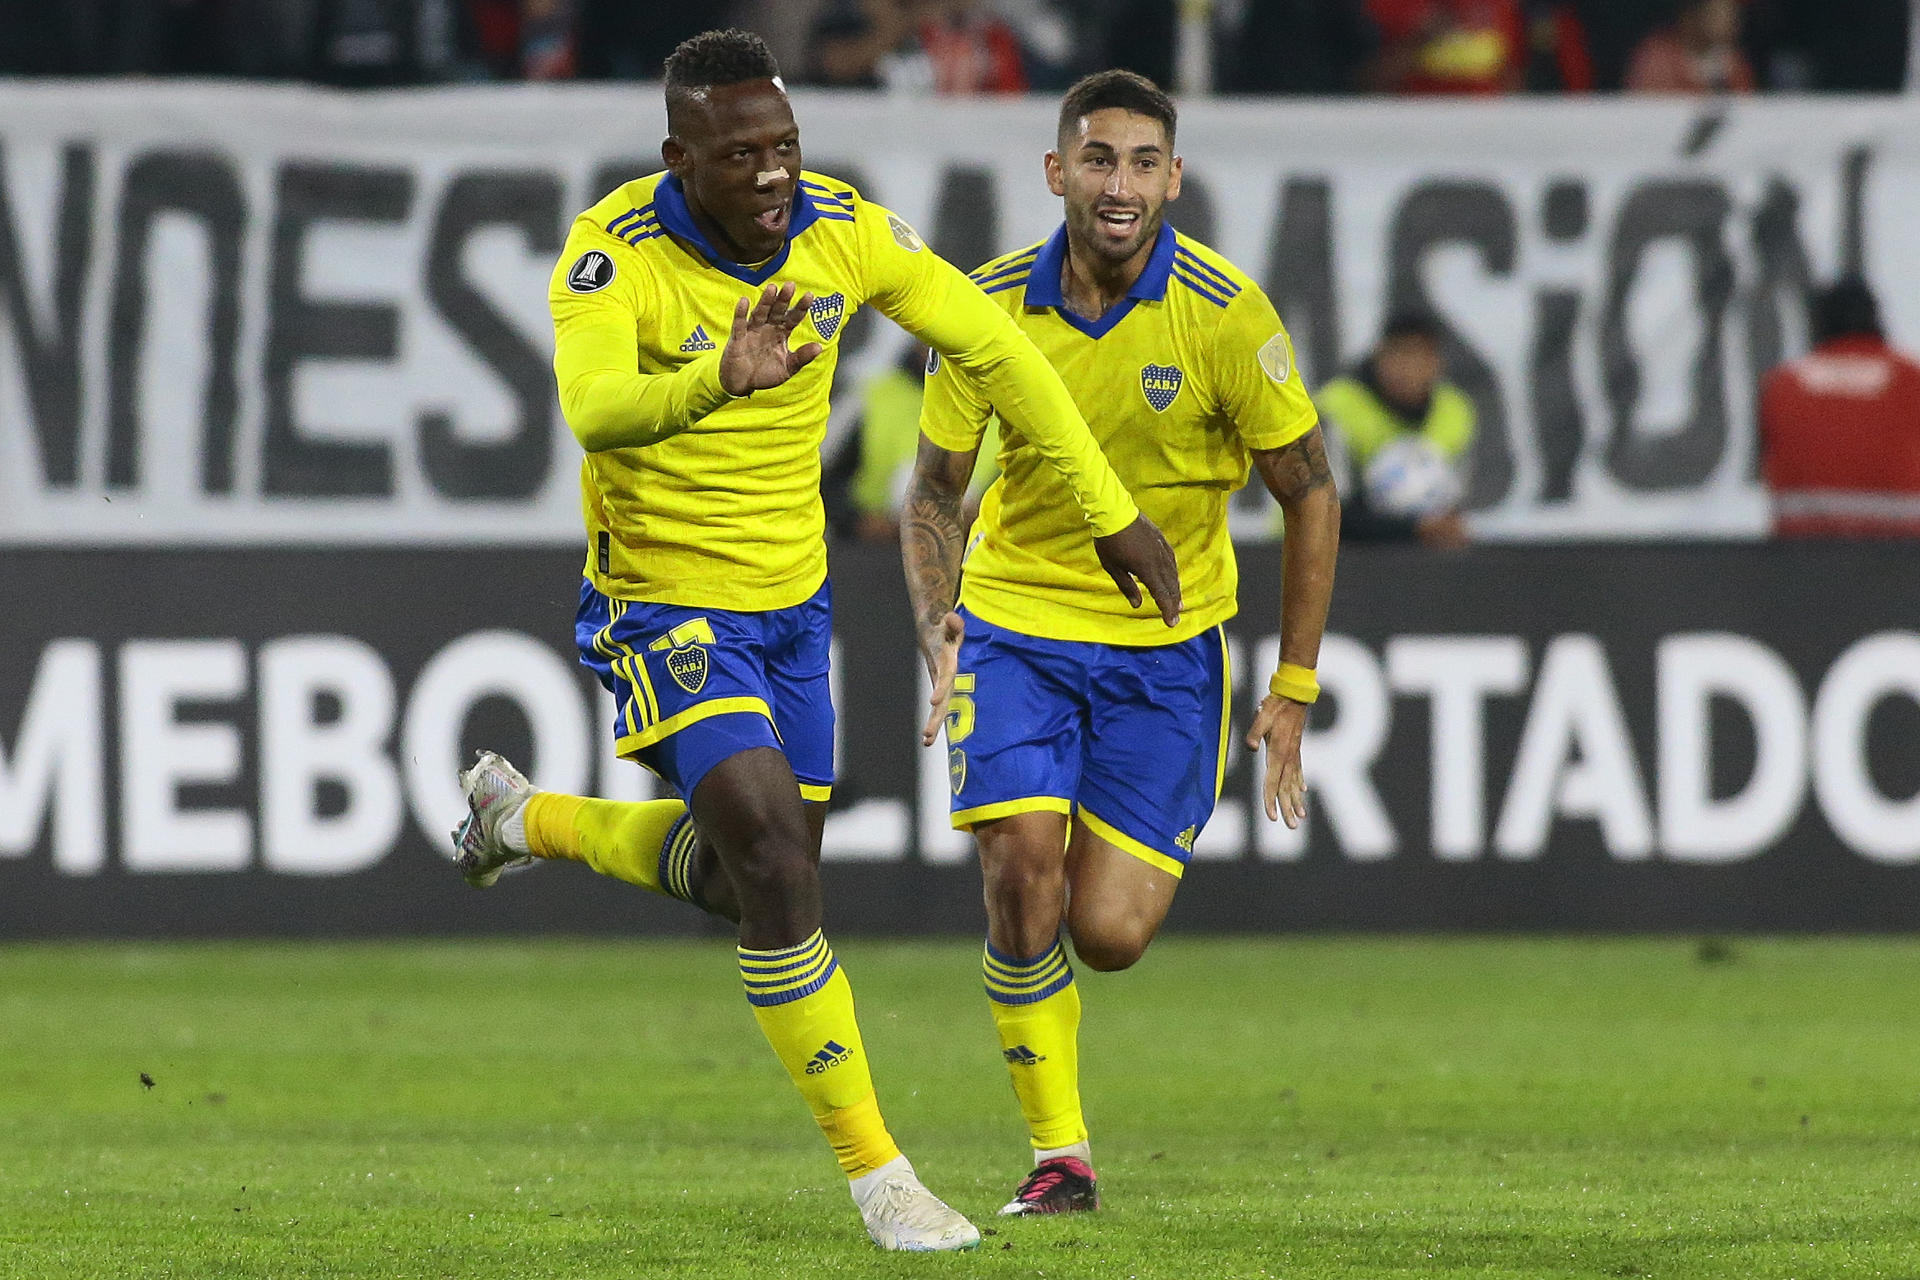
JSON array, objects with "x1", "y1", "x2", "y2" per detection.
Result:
[
  {"x1": 902, "y1": 433, "x2": 980, "y2": 746},
  {"x1": 1243, "y1": 424, "x2": 1342, "y2": 828}
]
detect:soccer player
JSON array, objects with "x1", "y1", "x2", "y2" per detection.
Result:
[
  {"x1": 446, "y1": 31, "x2": 1184, "y2": 1253},
  {"x1": 900, "y1": 70, "x2": 1341, "y2": 1216}
]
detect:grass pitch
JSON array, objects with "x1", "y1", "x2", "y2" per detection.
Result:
[{"x1": 3, "y1": 936, "x2": 1918, "y2": 1279}]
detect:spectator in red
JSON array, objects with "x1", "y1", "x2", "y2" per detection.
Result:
[
  {"x1": 1521, "y1": 1, "x2": 1596, "y2": 91},
  {"x1": 914, "y1": 0, "x2": 1029, "y2": 94},
  {"x1": 1760, "y1": 280, "x2": 1920, "y2": 538},
  {"x1": 1624, "y1": 0, "x2": 1755, "y2": 93},
  {"x1": 1367, "y1": 0, "x2": 1526, "y2": 94}
]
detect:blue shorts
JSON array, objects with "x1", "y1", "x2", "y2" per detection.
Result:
[
  {"x1": 946, "y1": 607, "x2": 1231, "y2": 878},
  {"x1": 575, "y1": 578, "x2": 834, "y2": 803}
]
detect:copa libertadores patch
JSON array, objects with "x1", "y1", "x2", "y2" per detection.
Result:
[{"x1": 566, "y1": 250, "x2": 616, "y2": 294}]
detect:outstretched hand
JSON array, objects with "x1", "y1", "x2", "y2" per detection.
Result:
[
  {"x1": 1245, "y1": 694, "x2": 1309, "y2": 828},
  {"x1": 719, "y1": 283, "x2": 824, "y2": 396},
  {"x1": 1093, "y1": 513, "x2": 1182, "y2": 627},
  {"x1": 919, "y1": 611, "x2": 965, "y2": 747}
]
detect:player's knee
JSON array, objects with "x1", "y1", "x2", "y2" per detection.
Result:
[
  {"x1": 1069, "y1": 920, "x2": 1152, "y2": 972},
  {"x1": 726, "y1": 829, "x2": 816, "y2": 903},
  {"x1": 980, "y1": 846, "x2": 1065, "y2": 909}
]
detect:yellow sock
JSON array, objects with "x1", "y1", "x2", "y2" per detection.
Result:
[
  {"x1": 521, "y1": 793, "x2": 700, "y2": 902},
  {"x1": 741, "y1": 931, "x2": 902, "y2": 1177},
  {"x1": 984, "y1": 936, "x2": 1088, "y2": 1151}
]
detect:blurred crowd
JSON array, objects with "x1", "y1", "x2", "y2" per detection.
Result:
[{"x1": 2, "y1": 0, "x2": 1912, "y2": 93}]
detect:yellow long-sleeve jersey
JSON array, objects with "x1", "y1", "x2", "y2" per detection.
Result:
[
  {"x1": 549, "y1": 170, "x2": 1140, "y2": 610},
  {"x1": 921, "y1": 222, "x2": 1318, "y2": 646}
]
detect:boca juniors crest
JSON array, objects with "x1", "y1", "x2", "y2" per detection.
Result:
[
  {"x1": 666, "y1": 644, "x2": 708, "y2": 694},
  {"x1": 1140, "y1": 363, "x2": 1184, "y2": 412},
  {"x1": 948, "y1": 748, "x2": 967, "y2": 795},
  {"x1": 809, "y1": 292, "x2": 847, "y2": 341}
]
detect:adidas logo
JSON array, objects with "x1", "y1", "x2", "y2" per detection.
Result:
[
  {"x1": 679, "y1": 324, "x2": 716, "y2": 353},
  {"x1": 1002, "y1": 1044, "x2": 1046, "y2": 1066},
  {"x1": 1175, "y1": 825, "x2": 1197, "y2": 853},
  {"x1": 804, "y1": 1039, "x2": 853, "y2": 1075}
]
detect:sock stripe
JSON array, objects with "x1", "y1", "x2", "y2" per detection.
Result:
[
  {"x1": 740, "y1": 930, "x2": 830, "y2": 964},
  {"x1": 656, "y1": 815, "x2": 699, "y2": 902},
  {"x1": 740, "y1": 931, "x2": 840, "y2": 1007},
  {"x1": 983, "y1": 936, "x2": 1075, "y2": 1006},
  {"x1": 738, "y1": 932, "x2": 829, "y2": 973}
]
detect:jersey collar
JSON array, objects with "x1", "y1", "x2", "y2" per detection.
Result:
[
  {"x1": 1024, "y1": 219, "x2": 1176, "y2": 339},
  {"x1": 653, "y1": 172, "x2": 823, "y2": 286}
]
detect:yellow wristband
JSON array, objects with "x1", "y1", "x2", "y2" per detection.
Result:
[{"x1": 1269, "y1": 663, "x2": 1319, "y2": 704}]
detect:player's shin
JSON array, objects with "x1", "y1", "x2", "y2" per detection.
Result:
[
  {"x1": 741, "y1": 932, "x2": 902, "y2": 1177},
  {"x1": 520, "y1": 793, "x2": 704, "y2": 905},
  {"x1": 983, "y1": 935, "x2": 1089, "y2": 1157}
]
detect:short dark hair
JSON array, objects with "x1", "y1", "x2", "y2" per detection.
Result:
[
  {"x1": 1810, "y1": 277, "x2": 1882, "y2": 343},
  {"x1": 1057, "y1": 69, "x2": 1176, "y2": 150},
  {"x1": 1380, "y1": 309, "x2": 1443, "y2": 344},
  {"x1": 664, "y1": 28, "x2": 781, "y2": 93}
]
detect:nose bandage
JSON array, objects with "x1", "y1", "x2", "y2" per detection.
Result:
[{"x1": 756, "y1": 168, "x2": 789, "y2": 186}]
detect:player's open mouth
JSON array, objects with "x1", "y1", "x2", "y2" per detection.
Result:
[
  {"x1": 1096, "y1": 208, "x2": 1140, "y2": 236},
  {"x1": 753, "y1": 203, "x2": 791, "y2": 235}
]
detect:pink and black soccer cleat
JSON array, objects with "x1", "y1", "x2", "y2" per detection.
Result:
[{"x1": 998, "y1": 1156, "x2": 1099, "y2": 1216}]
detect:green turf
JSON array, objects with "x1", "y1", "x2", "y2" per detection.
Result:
[{"x1": 3, "y1": 937, "x2": 1918, "y2": 1278}]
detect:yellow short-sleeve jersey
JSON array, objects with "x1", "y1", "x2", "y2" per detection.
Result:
[
  {"x1": 921, "y1": 222, "x2": 1318, "y2": 646},
  {"x1": 549, "y1": 170, "x2": 1138, "y2": 612}
]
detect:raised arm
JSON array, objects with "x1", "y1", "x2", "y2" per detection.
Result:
[
  {"x1": 861, "y1": 204, "x2": 1180, "y2": 624},
  {"x1": 555, "y1": 249, "x2": 823, "y2": 453},
  {"x1": 1244, "y1": 425, "x2": 1341, "y2": 828},
  {"x1": 901, "y1": 435, "x2": 978, "y2": 746}
]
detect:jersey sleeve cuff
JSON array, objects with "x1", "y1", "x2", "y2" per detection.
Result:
[
  {"x1": 1241, "y1": 406, "x2": 1320, "y2": 452},
  {"x1": 681, "y1": 353, "x2": 739, "y2": 418},
  {"x1": 1087, "y1": 496, "x2": 1140, "y2": 539},
  {"x1": 920, "y1": 417, "x2": 987, "y2": 453}
]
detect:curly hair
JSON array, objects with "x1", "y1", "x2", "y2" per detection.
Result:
[{"x1": 663, "y1": 28, "x2": 781, "y2": 91}]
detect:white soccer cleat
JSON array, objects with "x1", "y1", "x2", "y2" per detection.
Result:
[
  {"x1": 449, "y1": 750, "x2": 537, "y2": 889},
  {"x1": 849, "y1": 1156, "x2": 982, "y2": 1252}
]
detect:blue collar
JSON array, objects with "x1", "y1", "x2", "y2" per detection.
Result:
[
  {"x1": 1024, "y1": 220, "x2": 1176, "y2": 339},
  {"x1": 653, "y1": 172, "x2": 824, "y2": 286}
]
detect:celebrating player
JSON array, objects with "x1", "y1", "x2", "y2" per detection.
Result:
[
  {"x1": 447, "y1": 31, "x2": 1181, "y2": 1253},
  {"x1": 901, "y1": 70, "x2": 1341, "y2": 1216}
]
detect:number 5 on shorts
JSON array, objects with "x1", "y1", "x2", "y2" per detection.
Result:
[{"x1": 946, "y1": 673, "x2": 977, "y2": 745}]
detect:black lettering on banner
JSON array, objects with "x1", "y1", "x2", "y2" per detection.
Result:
[
  {"x1": 106, "y1": 151, "x2": 247, "y2": 494},
  {"x1": 1599, "y1": 179, "x2": 1733, "y2": 491},
  {"x1": 1166, "y1": 172, "x2": 1215, "y2": 251},
  {"x1": 420, "y1": 170, "x2": 563, "y2": 500},
  {"x1": 1541, "y1": 180, "x2": 1589, "y2": 242},
  {"x1": 1261, "y1": 178, "x2": 1340, "y2": 388},
  {"x1": 1742, "y1": 178, "x2": 1814, "y2": 479},
  {"x1": 263, "y1": 162, "x2": 415, "y2": 496},
  {"x1": 1838, "y1": 146, "x2": 1872, "y2": 277},
  {"x1": 0, "y1": 142, "x2": 94, "y2": 488},
  {"x1": 589, "y1": 160, "x2": 652, "y2": 209},
  {"x1": 1386, "y1": 181, "x2": 1517, "y2": 508},
  {"x1": 1530, "y1": 290, "x2": 1583, "y2": 503},
  {"x1": 928, "y1": 165, "x2": 999, "y2": 274}
]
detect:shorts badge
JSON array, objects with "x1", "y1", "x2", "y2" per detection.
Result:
[
  {"x1": 809, "y1": 292, "x2": 846, "y2": 341},
  {"x1": 1175, "y1": 825, "x2": 1197, "y2": 853},
  {"x1": 948, "y1": 748, "x2": 967, "y2": 795},
  {"x1": 666, "y1": 645, "x2": 709, "y2": 694},
  {"x1": 1141, "y1": 362, "x2": 1184, "y2": 412}
]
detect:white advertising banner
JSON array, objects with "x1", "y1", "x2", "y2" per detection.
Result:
[{"x1": 2, "y1": 83, "x2": 1917, "y2": 545}]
